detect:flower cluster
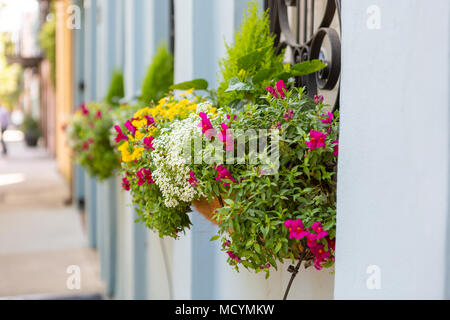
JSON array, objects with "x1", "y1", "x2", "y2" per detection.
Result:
[
  {"x1": 284, "y1": 219, "x2": 334, "y2": 270},
  {"x1": 66, "y1": 102, "x2": 120, "y2": 180},
  {"x1": 210, "y1": 84, "x2": 338, "y2": 277}
]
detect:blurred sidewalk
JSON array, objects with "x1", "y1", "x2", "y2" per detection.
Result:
[{"x1": 0, "y1": 132, "x2": 105, "y2": 299}]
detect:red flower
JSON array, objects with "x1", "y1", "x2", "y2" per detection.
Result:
[
  {"x1": 136, "y1": 168, "x2": 155, "y2": 186},
  {"x1": 321, "y1": 112, "x2": 333, "y2": 124},
  {"x1": 82, "y1": 141, "x2": 89, "y2": 151},
  {"x1": 80, "y1": 103, "x2": 89, "y2": 115},
  {"x1": 188, "y1": 171, "x2": 198, "y2": 187},
  {"x1": 332, "y1": 140, "x2": 339, "y2": 156},
  {"x1": 314, "y1": 94, "x2": 324, "y2": 104},
  {"x1": 121, "y1": 177, "x2": 130, "y2": 191},
  {"x1": 96, "y1": 110, "x2": 102, "y2": 119}
]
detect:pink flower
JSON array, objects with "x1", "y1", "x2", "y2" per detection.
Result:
[
  {"x1": 114, "y1": 125, "x2": 128, "y2": 143},
  {"x1": 188, "y1": 171, "x2": 198, "y2": 187},
  {"x1": 223, "y1": 240, "x2": 231, "y2": 247},
  {"x1": 311, "y1": 221, "x2": 328, "y2": 240},
  {"x1": 306, "y1": 130, "x2": 327, "y2": 151},
  {"x1": 310, "y1": 243, "x2": 330, "y2": 270},
  {"x1": 214, "y1": 165, "x2": 235, "y2": 187},
  {"x1": 218, "y1": 123, "x2": 234, "y2": 151},
  {"x1": 226, "y1": 251, "x2": 241, "y2": 263},
  {"x1": 332, "y1": 140, "x2": 339, "y2": 156},
  {"x1": 284, "y1": 219, "x2": 308, "y2": 239},
  {"x1": 143, "y1": 136, "x2": 155, "y2": 150},
  {"x1": 82, "y1": 141, "x2": 89, "y2": 151},
  {"x1": 80, "y1": 103, "x2": 89, "y2": 115},
  {"x1": 306, "y1": 232, "x2": 318, "y2": 248},
  {"x1": 144, "y1": 115, "x2": 155, "y2": 126},
  {"x1": 136, "y1": 168, "x2": 155, "y2": 186},
  {"x1": 124, "y1": 120, "x2": 136, "y2": 136},
  {"x1": 283, "y1": 109, "x2": 294, "y2": 122},
  {"x1": 314, "y1": 94, "x2": 324, "y2": 104},
  {"x1": 96, "y1": 110, "x2": 102, "y2": 119},
  {"x1": 276, "y1": 80, "x2": 287, "y2": 99},
  {"x1": 326, "y1": 237, "x2": 335, "y2": 251},
  {"x1": 266, "y1": 86, "x2": 278, "y2": 98},
  {"x1": 321, "y1": 112, "x2": 333, "y2": 124},
  {"x1": 121, "y1": 177, "x2": 130, "y2": 191},
  {"x1": 88, "y1": 138, "x2": 94, "y2": 144},
  {"x1": 198, "y1": 112, "x2": 216, "y2": 140}
]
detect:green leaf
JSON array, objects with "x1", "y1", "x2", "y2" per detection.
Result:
[
  {"x1": 210, "y1": 235, "x2": 220, "y2": 241},
  {"x1": 253, "y1": 68, "x2": 277, "y2": 84},
  {"x1": 291, "y1": 59, "x2": 327, "y2": 76},
  {"x1": 225, "y1": 77, "x2": 255, "y2": 92},
  {"x1": 237, "y1": 45, "x2": 272, "y2": 70},
  {"x1": 170, "y1": 78, "x2": 209, "y2": 90},
  {"x1": 254, "y1": 243, "x2": 261, "y2": 254}
]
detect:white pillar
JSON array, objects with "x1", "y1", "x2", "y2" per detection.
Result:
[{"x1": 335, "y1": 0, "x2": 450, "y2": 299}]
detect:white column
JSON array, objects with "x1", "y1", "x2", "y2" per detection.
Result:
[{"x1": 335, "y1": 0, "x2": 450, "y2": 299}]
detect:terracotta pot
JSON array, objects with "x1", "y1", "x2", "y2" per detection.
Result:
[{"x1": 192, "y1": 197, "x2": 223, "y2": 225}]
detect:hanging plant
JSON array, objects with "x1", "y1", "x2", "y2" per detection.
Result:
[
  {"x1": 67, "y1": 102, "x2": 120, "y2": 180},
  {"x1": 115, "y1": 91, "x2": 218, "y2": 237},
  {"x1": 186, "y1": 82, "x2": 338, "y2": 281}
]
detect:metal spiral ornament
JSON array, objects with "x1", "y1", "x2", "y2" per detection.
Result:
[{"x1": 265, "y1": 0, "x2": 341, "y2": 110}]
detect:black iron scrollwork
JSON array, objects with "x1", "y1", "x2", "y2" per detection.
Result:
[{"x1": 265, "y1": 0, "x2": 341, "y2": 110}]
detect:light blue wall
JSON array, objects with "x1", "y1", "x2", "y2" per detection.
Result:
[
  {"x1": 335, "y1": 0, "x2": 450, "y2": 299},
  {"x1": 83, "y1": 0, "x2": 98, "y2": 249}
]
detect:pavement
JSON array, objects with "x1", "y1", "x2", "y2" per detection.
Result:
[{"x1": 0, "y1": 131, "x2": 105, "y2": 299}]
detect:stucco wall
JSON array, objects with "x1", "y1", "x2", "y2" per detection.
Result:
[{"x1": 335, "y1": 0, "x2": 450, "y2": 299}]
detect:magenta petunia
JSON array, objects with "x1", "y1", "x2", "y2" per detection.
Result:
[
  {"x1": 214, "y1": 165, "x2": 235, "y2": 187},
  {"x1": 124, "y1": 120, "x2": 136, "y2": 136},
  {"x1": 143, "y1": 136, "x2": 155, "y2": 150},
  {"x1": 276, "y1": 80, "x2": 287, "y2": 99},
  {"x1": 121, "y1": 177, "x2": 130, "y2": 191},
  {"x1": 332, "y1": 140, "x2": 339, "y2": 157},
  {"x1": 321, "y1": 112, "x2": 333, "y2": 124},
  {"x1": 284, "y1": 219, "x2": 308, "y2": 240},
  {"x1": 80, "y1": 103, "x2": 89, "y2": 115},
  {"x1": 114, "y1": 125, "x2": 128, "y2": 143},
  {"x1": 188, "y1": 171, "x2": 199, "y2": 187},
  {"x1": 311, "y1": 221, "x2": 328, "y2": 240},
  {"x1": 218, "y1": 123, "x2": 234, "y2": 151},
  {"x1": 266, "y1": 86, "x2": 278, "y2": 98},
  {"x1": 306, "y1": 130, "x2": 327, "y2": 151},
  {"x1": 136, "y1": 168, "x2": 155, "y2": 186},
  {"x1": 144, "y1": 115, "x2": 155, "y2": 126},
  {"x1": 314, "y1": 94, "x2": 324, "y2": 104},
  {"x1": 198, "y1": 112, "x2": 216, "y2": 140}
]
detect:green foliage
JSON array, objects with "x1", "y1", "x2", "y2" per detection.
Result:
[
  {"x1": 0, "y1": 33, "x2": 22, "y2": 109},
  {"x1": 22, "y1": 114, "x2": 41, "y2": 137},
  {"x1": 217, "y1": 1, "x2": 284, "y2": 107},
  {"x1": 192, "y1": 86, "x2": 338, "y2": 276},
  {"x1": 170, "y1": 79, "x2": 208, "y2": 91},
  {"x1": 67, "y1": 103, "x2": 120, "y2": 180},
  {"x1": 38, "y1": 11, "x2": 56, "y2": 86},
  {"x1": 140, "y1": 44, "x2": 174, "y2": 104},
  {"x1": 105, "y1": 70, "x2": 125, "y2": 106}
]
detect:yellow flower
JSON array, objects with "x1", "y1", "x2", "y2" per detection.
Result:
[
  {"x1": 132, "y1": 119, "x2": 147, "y2": 129},
  {"x1": 180, "y1": 88, "x2": 194, "y2": 97},
  {"x1": 135, "y1": 130, "x2": 145, "y2": 141}
]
